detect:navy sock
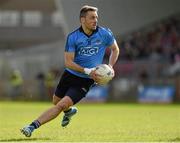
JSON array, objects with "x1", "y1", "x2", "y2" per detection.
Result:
[{"x1": 30, "y1": 120, "x2": 41, "y2": 129}]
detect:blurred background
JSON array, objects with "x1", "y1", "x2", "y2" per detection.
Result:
[{"x1": 0, "y1": 0, "x2": 179, "y2": 103}]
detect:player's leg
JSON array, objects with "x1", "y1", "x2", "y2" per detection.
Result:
[
  {"x1": 53, "y1": 94, "x2": 61, "y2": 105},
  {"x1": 21, "y1": 95, "x2": 73, "y2": 137},
  {"x1": 53, "y1": 94, "x2": 77, "y2": 125},
  {"x1": 61, "y1": 76, "x2": 94, "y2": 127},
  {"x1": 53, "y1": 71, "x2": 76, "y2": 112},
  {"x1": 60, "y1": 84, "x2": 89, "y2": 128},
  {"x1": 21, "y1": 71, "x2": 69, "y2": 137},
  {"x1": 37, "y1": 95, "x2": 73, "y2": 125},
  {"x1": 61, "y1": 93, "x2": 78, "y2": 127}
]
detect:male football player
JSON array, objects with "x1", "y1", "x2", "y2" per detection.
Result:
[{"x1": 21, "y1": 5, "x2": 119, "y2": 137}]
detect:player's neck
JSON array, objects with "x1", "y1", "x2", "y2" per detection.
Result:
[{"x1": 81, "y1": 25, "x2": 93, "y2": 36}]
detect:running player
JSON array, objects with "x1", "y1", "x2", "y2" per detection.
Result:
[{"x1": 21, "y1": 5, "x2": 119, "y2": 137}]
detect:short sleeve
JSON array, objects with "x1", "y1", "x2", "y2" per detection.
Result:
[
  {"x1": 104, "y1": 28, "x2": 115, "y2": 47},
  {"x1": 65, "y1": 35, "x2": 75, "y2": 52}
]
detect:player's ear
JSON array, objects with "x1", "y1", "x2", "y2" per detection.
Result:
[{"x1": 80, "y1": 17, "x2": 85, "y2": 24}]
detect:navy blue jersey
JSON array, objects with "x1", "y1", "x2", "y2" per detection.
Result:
[{"x1": 65, "y1": 26, "x2": 115, "y2": 78}]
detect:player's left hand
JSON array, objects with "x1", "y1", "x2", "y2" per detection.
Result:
[{"x1": 108, "y1": 64, "x2": 115, "y2": 78}]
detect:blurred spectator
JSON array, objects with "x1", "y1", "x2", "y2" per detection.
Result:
[
  {"x1": 120, "y1": 17, "x2": 180, "y2": 62},
  {"x1": 171, "y1": 37, "x2": 180, "y2": 63},
  {"x1": 138, "y1": 66, "x2": 149, "y2": 85},
  {"x1": 36, "y1": 72, "x2": 46, "y2": 100},
  {"x1": 45, "y1": 70, "x2": 56, "y2": 99},
  {"x1": 10, "y1": 70, "x2": 23, "y2": 99},
  {"x1": 123, "y1": 41, "x2": 136, "y2": 60}
]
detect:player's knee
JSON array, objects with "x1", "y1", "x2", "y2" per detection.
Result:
[
  {"x1": 56, "y1": 102, "x2": 69, "y2": 111},
  {"x1": 52, "y1": 95, "x2": 60, "y2": 105},
  {"x1": 52, "y1": 100, "x2": 57, "y2": 105}
]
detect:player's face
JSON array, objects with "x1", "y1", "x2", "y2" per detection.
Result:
[{"x1": 83, "y1": 11, "x2": 98, "y2": 31}]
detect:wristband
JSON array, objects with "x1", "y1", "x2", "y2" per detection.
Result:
[{"x1": 84, "y1": 68, "x2": 95, "y2": 75}]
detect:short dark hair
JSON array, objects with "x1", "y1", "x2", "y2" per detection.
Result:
[{"x1": 80, "y1": 5, "x2": 98, "y2": 19}]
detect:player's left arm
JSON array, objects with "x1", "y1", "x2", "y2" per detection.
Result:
[{"x1": 108, "y1": 40, "x2": 120, "y2": 68}]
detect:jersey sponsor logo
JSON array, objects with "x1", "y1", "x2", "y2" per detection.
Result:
[{"x1": 78, "y1": 46, "x2": 99, "y2": 56}]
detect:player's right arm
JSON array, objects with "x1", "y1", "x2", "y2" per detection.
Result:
[
  {"x1": 64, "y1": 52, "x2": 84, "y2": 73},
  {"x1": 64, "y1": 52, "x2": 101, "y2": 82},
  {"x1": 64, "y1": 34, "x2": 85, "y2": 73}
]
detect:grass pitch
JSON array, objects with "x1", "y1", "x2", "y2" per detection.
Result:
[{"x1": 0, "y1": 101, "x2": 180, "y2": 142}]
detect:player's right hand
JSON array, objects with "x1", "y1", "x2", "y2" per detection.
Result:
[{"x1": 89, "y1": 70, "x2": 103, "y2": 83}]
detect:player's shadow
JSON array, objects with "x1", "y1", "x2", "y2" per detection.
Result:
[{"x1": 0, "y1": 137, "x2": 51, "y2": 142}]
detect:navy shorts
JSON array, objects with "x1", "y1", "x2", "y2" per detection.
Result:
[{"x1": 55, "y1": 70, "x2": 94, "y2": 104}]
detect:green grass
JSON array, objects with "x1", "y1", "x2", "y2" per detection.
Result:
[{"x1": 0, "y1": 101, "x2": 180, "y2": 142}]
